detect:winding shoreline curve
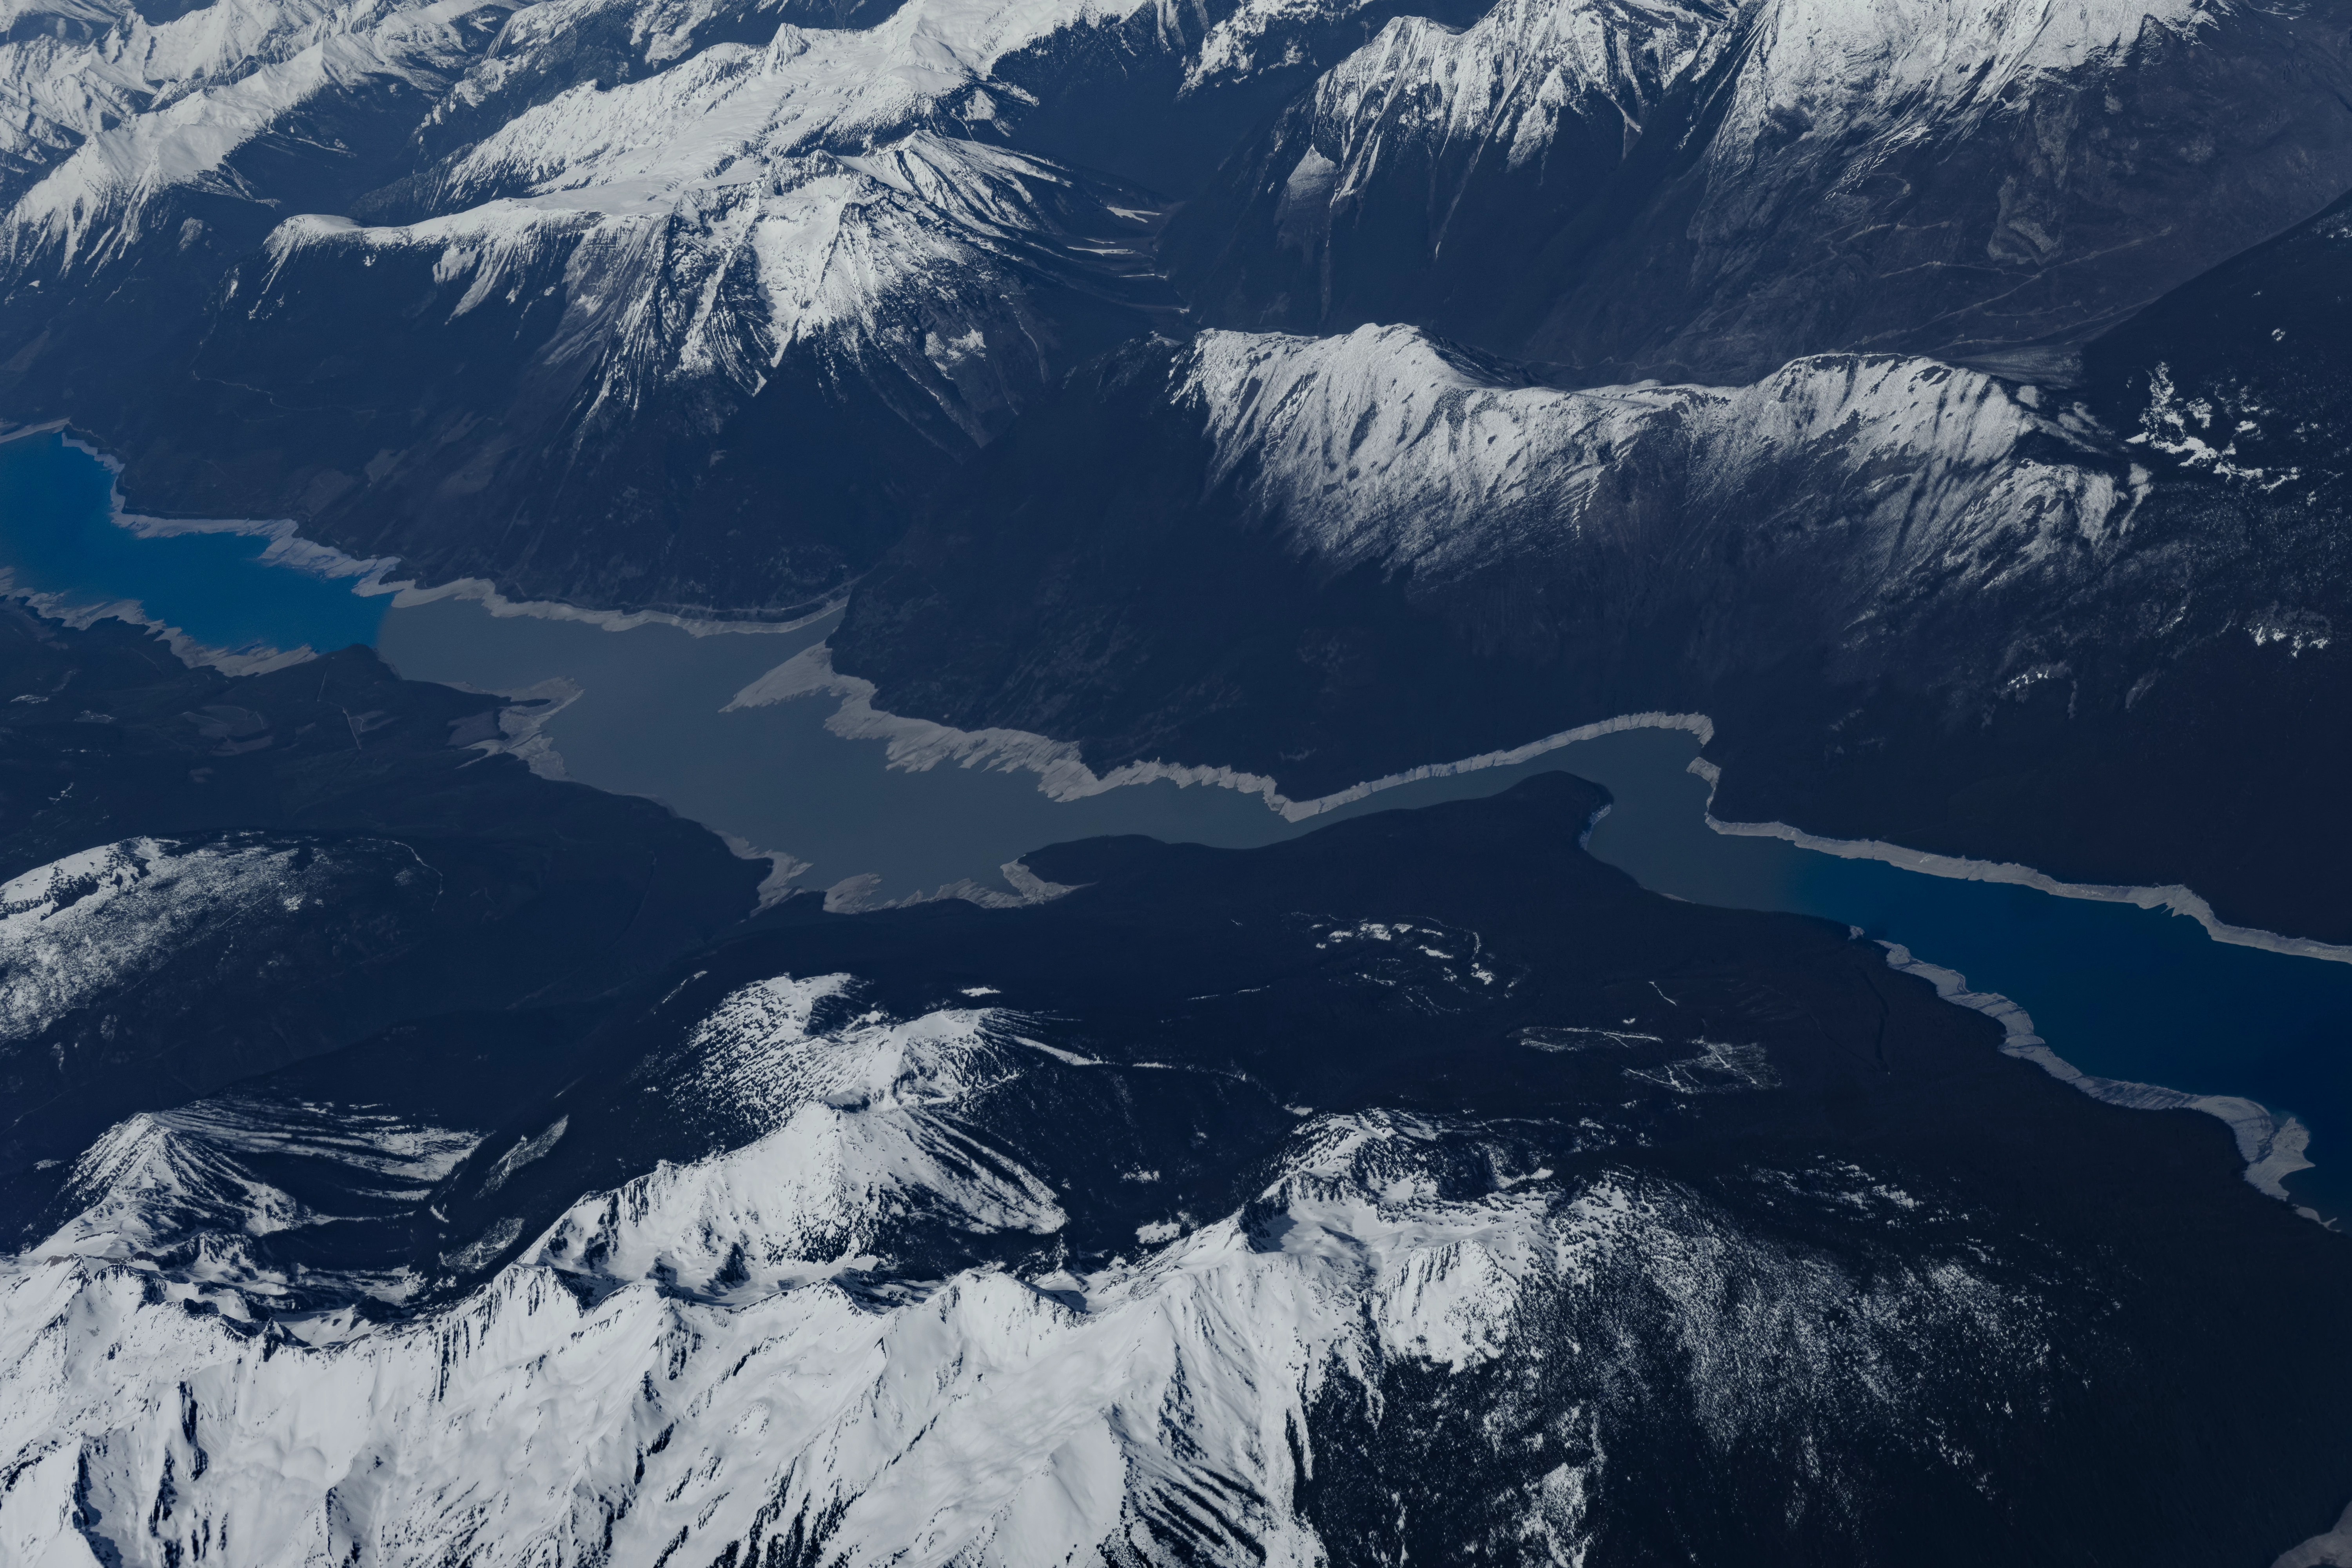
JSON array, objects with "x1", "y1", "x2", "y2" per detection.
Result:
[
  {"x1": 1684, "y1": 756, "x2": 2352, "y2": 967},
  {"x1": 734, "y1": 640, "x2": 2352, "y2": 968},
  {"x1": 1879, "y1": 942, "x2": 2319, "y2": 1218},
  {"x1": 0, "y1": 440, "x2": 2331, "y2": 1214}
]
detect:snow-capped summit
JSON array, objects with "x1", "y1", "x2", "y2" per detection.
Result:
[
  {"x1": 637, "y1": 972, "x2": 1018, "y2": 1122},
  {"x1": 828, "y1": 319, "x2": 2142, "y2": 801},
  {"x1": 2, "y1": 767, "x2": 2349, "y2": 1564},
  {"x1": 22, "y1": 1094, "x2": 478, "y2": 1312},
  {"x1": 0, "y1": 0, "x2": 489, "y2": 274},
  {"x1": 1178, "y1": 325, "x2": 2126, "y2": 590},
  {"x1": 9, "y1": 0, "x2": 2339, "y2": 609},
  {"x1": 35, "y1": 1107, "x2": 317, "y2": 1260},
  {"x1": 521, "y1": 976, "x2": 1067, "y2": 1296},
  {"x1": 0, "y1": 0, "x2": 1205, "y2": 607},
  {"x1": 0, "y1": 1082, "x2": 2065, "y2": 1566},
  {"x1": 1167, "y1": 0, "x2": 2352, "y2": 382}
]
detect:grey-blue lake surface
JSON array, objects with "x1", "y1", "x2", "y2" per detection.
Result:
[{"x1": 6, "y1": 428, "x2": 2351, "y2": 1218}]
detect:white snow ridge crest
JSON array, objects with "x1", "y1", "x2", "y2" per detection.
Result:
[{"x1": 0, "y1": 973, "x2": 2062, "y2": 1567}]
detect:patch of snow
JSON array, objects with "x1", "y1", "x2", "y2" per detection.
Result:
[
  {"x1": 28, "y1": 1093, "x2": 480, "y2": 1299},
  {"x1": 0, "y1": 835, "x2": 434, "y2": 1044},
  {"x1": 1179, "y1": 326, "x2": 2128, "y2": 596},
  {"x1": 0, "y1": 1092, "x2": 2044, "y2": 1566}
]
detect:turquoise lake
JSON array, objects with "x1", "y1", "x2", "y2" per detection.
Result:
[
  {"x1": 5, "y1": 426, "x2": 2351, "y2": 1218},
  {"x1": 0, "y1": 432, "x2": 386, "y2": 655}
]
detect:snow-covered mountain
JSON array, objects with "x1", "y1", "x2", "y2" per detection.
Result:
[
  {"x1": 9, "y1": 0, "x2": 2352, "y2": 1557},
  {"x1": 25, "y1": 1093, "x2": 479, "y2": 1307},
  {"x1": 0, "y1": 0, "x2": 1474, "y2": 608},
  {"x1": 833, "y1": 321, "x2": 2137, "y2": 793},
  {"x1": 4, "y1": 773, "x2": 2349, "y2": 1566},
  {"x1": 1176, "y1": 325, "x2": 2124, "y2": 595},
  {"x1": 524, "y1": 975, "x2": 1070, "y2": 1294},
  {"x1": 9, "y1": 0, "x2": 2345, "y2": 608},
  {"x1": 0, "y1": 606, "x2": 766, "y2": 1176},
  {"x1": 827, "y1": 273, "x2": 2352, "y2": 943},
  {"x1": 0, "y1": 1114, "x2": 2061, "y2": 1566},
  {"x1": 0, "y1": 831, "x2": 457, "y2": 1163},
  {"x1": 0, "y1": 0, "x2": 1207, "y2": 606},
  {"x1": 1167, "y1": 0, "x2": 2352, "y2": 381},
  {"x1": 0, "y1": 835, "x2": 433, "y2": 1049}
]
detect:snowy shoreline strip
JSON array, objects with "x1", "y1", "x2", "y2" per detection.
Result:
[
  {"x1": 1273, "y1": 711, "x2": 1717, "y2": 820},
  {"x1": 48, "y1": 426, "x2": 407, "y2": 593},
  {"x1": 737, "y1": 644, "x2": 2352, "y2": 973},
  {"x1": 1685, "y1": 756, "x2": 2352, "y2": 966},
  {"x1": 4, "y1": 444, "x2": 2328, "y2": 1212},
  {"x1": 724, "y1": 659, "x2": 2335, "y2": 1209},
  {"x1": 726, "y1": 641, "x2": 1715, "y2": 823},
  {"x1": 19, "y1": 423, "x2": 2349, "y2": 965},
  {"x1": 4, "y1": 423, "x2": 837, "y2": 645},
  {"x1": 0, "y1": 572, "x2": 316, "y2": 677},
  {"x1": 1878, "y1": 942, "x2": 2319, "y2": 1217},
  {"x1": 375, "y1": 575, "x2": 842, "y2": 638}
]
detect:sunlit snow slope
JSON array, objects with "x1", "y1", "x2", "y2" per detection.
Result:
[{"x1": 4, "y1": 775, "x2": 2350, "y2": 1566}]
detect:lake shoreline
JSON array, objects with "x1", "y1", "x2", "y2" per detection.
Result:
[
  {"x1": 375, "y1": 575, "x2": 843, "y2": 640},
  {"x1": 1879, "y1": 942, "x2": 2321, "y2": 1219},
  {"x1": 21, "y1": 416, "x2": 2352, "y2": 971},
  {"x1": 711, "y1": 648, "x2": 2339, "y2": 1213},
  {"x1": 2, "y1": 429, "x2": 2340, "y2": 1219},
  {"x1": 2, "y1": 421, "x2": 842, "y2": 642},
  {"x1": 0, "y1": 572, "x2": 316, "y2": 677},
  {"x1": 1690, "y1": 756, "x2": 2352, "y2": 967},
  {"x1": 744, "y1": 633, "x2": 2352, "y2": 977}
]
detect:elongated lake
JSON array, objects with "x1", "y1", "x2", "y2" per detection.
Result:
[{"x1": 6, "y1": 427, "x2": 2350, "y2": 1217}]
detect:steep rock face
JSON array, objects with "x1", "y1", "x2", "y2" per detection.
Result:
[
  {"x1": 2, "y1": 775, "x2": 2350, "y2": 1565},
  {"x1": 1167, "y1": 0, "x2": 1736, "y2": 345},
  {"x1": 1165, "y1": 0, "x2": 2352, "y2": 382}
]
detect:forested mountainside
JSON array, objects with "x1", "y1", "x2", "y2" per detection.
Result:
[
  {"x1": 10, "y1": 0, "x2": 2352, "y2": 1559},
  {"x1": 9, "y1": 0, "x2": 2352, "y2": 928},
  {"x1": 8, "y1": 774, "x2": 2351, "y2": 1566}
]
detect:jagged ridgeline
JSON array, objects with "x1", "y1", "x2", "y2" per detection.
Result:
[
  {"x1": 0, "y1": 0, "x2": 1487, "y2": 610},
  {"x1": 7, "y1": 774, "x2": 2352, "y2": 1564},
  {"x1": 8, "y1": 0, "x2": 2352, "y2": 1561},
  {"x1": 7, "y1": 0, "x2": 2351, "y2": 927},
  {"x1": 0, "y1": 0, "x2": 2347, "y2": 611}
]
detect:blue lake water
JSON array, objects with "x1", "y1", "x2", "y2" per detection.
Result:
[
  {"x1": 5, "y1": 428, "x2": 2351, "y2": 1218},
  {"x1": 0, "y1": 432, "x2": 386, "y2": 655}
]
